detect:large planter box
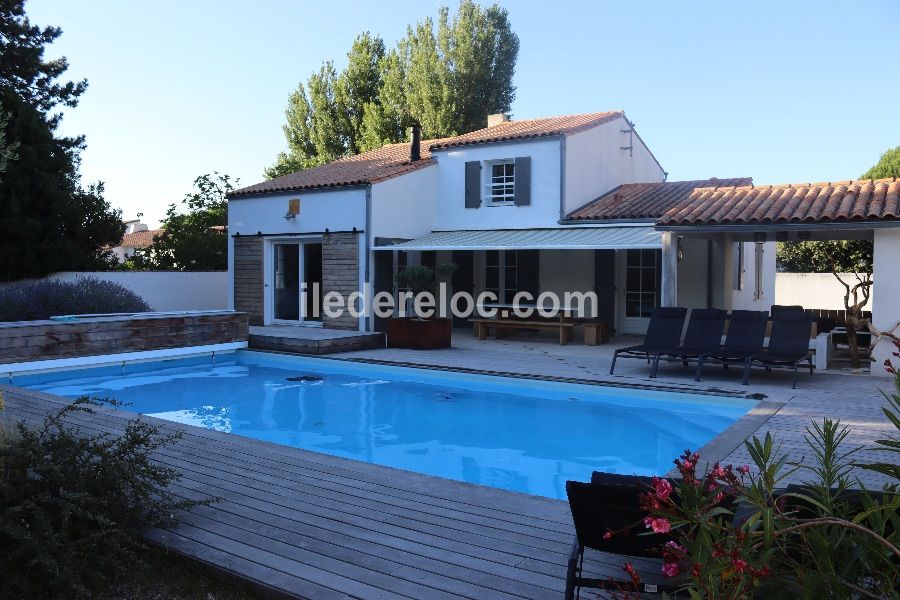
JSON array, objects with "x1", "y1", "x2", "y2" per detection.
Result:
[{"x1": 386, "y1": 317, "x2": 452, "y2": 350}]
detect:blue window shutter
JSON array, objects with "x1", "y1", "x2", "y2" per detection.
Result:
[
  {"x1": 514, "y1": 156, "x2": 531, "y2": 206},
  {"x1": 465, "y1": 161, "x2": 481, "y2": 208}
]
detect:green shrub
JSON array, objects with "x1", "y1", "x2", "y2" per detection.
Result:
[
  {"x1": 0, "y1": 276, "x2": 151, "y2": 322},
  {"x1": 632, "y1": 420, "x2": 899, "y2": 599},
  {"x1": 0, "y1": 397, "x2": 208, "y2": 599}
]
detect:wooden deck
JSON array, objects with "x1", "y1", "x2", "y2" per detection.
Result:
[{"x1": 0, "y1": 384, "x2": 667, "y2": 600}]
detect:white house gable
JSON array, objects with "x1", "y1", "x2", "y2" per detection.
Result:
[{"x1": 563, "y1": 115, "x2": 665, "y2": 217}]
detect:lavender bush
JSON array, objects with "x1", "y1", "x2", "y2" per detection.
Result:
[{"x1": 0, "y1": 277, "x2": 151, "y2": 322}]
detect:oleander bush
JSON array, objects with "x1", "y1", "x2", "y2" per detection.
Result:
[
  {"x1": 606, "y1": 340, "x2": 900, "y2": 599},
  {"x1": 0, "y1": 396, "x2": 208, "y2": 599},
  {"x1": 0, "y1": 276, "x2": 151, "y2": 322}
]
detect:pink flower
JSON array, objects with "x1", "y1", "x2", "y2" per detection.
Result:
[
  {"x1": 602, "y1": 530, "x2": 613, "y2": 540},
  {"x1": 711, "y1": 464, "x2": 726, "y2": 479},
  {"x1": 662, "y1": 561, "x2": 680, "y2": 577},
  {"x1": 732, "y1": 558, "x2": 748, "y2": 572},
  {"x1": 738, "y1": 464, "x2": 750, "y2": 475},
  {"x1": 654, "y1": 477, "x2": 673, "y2": 501},
  {"x1": 663, "y1": 541, "x2": 686, "y2": 560},
  {"x1": 643, "y1": 516, "x2": 671, "y2": 534}
]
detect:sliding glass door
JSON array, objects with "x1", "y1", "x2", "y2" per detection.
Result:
[{"x1": 273, "y1": 241, "x2": 323, "y2": 324}]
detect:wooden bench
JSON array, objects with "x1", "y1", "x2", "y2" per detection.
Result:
[{"x1": 471, "y1": 318, "x2": 576, "y2": 345}]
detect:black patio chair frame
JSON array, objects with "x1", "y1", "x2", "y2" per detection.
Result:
[
  {"x1": 754, "y1": 311, "x2": 815, "y2": 389},
  {"x1": 609, "y1": 307, "x2": 688, "y2": 375},
  {"x1": 695, "y1": 310, "x2": 769, "y2": 386},
  {"x1": 565, "y1": 473, "x2": 684, "y2": 599},
  {"x1": 648, "y1": 308, "x2": 727, "y2": 378}
]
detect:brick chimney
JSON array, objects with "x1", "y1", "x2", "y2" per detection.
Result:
[
  {"x1": 487, "y1": 113, "x2": 509, "y2": 127},
  {"x1": 409, "y1": 123, "x2": 421, "y2": 161}
]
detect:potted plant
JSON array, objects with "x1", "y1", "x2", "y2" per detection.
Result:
[{"x1": 387, "y1": 263, "x2": 456, "y2": 349}]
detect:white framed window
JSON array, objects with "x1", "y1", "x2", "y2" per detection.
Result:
[
  {"x1": 483, "y1": 159, "x2": 515, "y2": 205},
  {"x1": 484, "y1": 250, "x2": 519, "y2": 304},
  {"x1": 624, "y1": 249, "x2": 660, "y2": 318}
]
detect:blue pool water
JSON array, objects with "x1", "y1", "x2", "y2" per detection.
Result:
[{"x1": 15, "y1": 351, "x2": 756, "y2": 499}]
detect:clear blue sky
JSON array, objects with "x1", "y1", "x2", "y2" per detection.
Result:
[{"x1": 27, "y1": 0, "x2": 900, "y2": 227}]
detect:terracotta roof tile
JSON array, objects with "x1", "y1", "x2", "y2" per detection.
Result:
[
  {"x1": 429, "y1": 111, "x2": 623, "y2": 150},
  {"x1": 118, "y1": 229, "x2": 161, "y2": 248},
  {"x1": 230, "y1": 112, "x2": 625, "y2": 197},
  {"x1": 565, "y1": 177, "x2": 752, "y2": 221},
  {"x1": 657, "y1": 178, "x2": 900, "y2": 226},
  {"x1": 228, "y1": 139, "x2": 452, "y2": 197}
]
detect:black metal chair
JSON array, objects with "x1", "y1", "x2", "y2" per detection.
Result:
[
  {"x1": 695, "y1": 310, "x2": 769, "y2": 385},
  {"x1": 565, "y1": 473, "x2": 683, "y2": 599},
  {"x1": 754, "y1": 311, "x2": 815, "y2": 388},
  {"x1": 609, "y1": 307, "x2": 687, "y2": 375},
  {"x1": 648, "y1": 308, "x2": 727, "y2": 378}
]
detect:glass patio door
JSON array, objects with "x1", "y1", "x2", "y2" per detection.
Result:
[{"x1": 273, "y1": 241, "x2": 323, "y2": 324}]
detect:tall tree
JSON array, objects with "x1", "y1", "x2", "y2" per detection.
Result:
[
  {"x1": 335, "y1": 32, "x2": 385, "y2": 154},
  {"x1": 266, "y1": 62, "x2": 345, "y2": 178},
  {"x1": 861, "y1": 146, "x2": 900, "y2": 180},
  {"x1": 0, "y1": 0, "x2": 123, "y2": 280},
  {"x1": 268, "y1": 0, "x2": 518, "y2": 178},
  {"x1": 0, "y1": 110, "x2": 18, "y2": 180},
  {"x1": 438, "y1": 1, "x2": 518, "y2": 135},
  {"x1": 127, "y1": 173, "x2": 233, "y2": 271},
  {"x1": 358, "y1": 49, "x2": 408, "y2": 151}
]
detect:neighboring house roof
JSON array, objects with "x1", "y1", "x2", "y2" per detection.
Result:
[
  {"x1": 118, "y1": 229, "x2": 161, "y2": 249},
  {"x1": 566, "y1": 178, "x2": 753, "y2": 221},
  {"x1": 229, "y1": 111, "x2": 628, "y2": 197},
  {"x1": 658, "y1": 177, "x2": 900, "y2": 227},
  {"x1": 428, "y1": 111, "x2": 623, "y2": 150}
]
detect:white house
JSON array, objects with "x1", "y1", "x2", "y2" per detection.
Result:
[
  {"x1": 227, "y1": 111, "x2": 900, "y2": 371},
  {"x1": 230, "y1": 111, "x2": 677, "y2": 333},
  {"x1": 110, "y1": 218, "x2": 161, "y2": 263}
]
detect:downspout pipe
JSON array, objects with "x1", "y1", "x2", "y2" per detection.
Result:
[
  {"x1": 364, "y1": 184, "x2": 372, "y2": 332},
  {"x1": 559, "y1": 137, "x2": 567, "y2": 221},
  {"x1": 706, "y1": 239, "x2": 713, "y2": 308}
]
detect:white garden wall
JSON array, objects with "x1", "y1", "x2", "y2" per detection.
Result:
[
  {"x1": 49, "y1": 272, "x2": 228, "y2": 312},
  {"x1": 872, "y1": 229, "x2": 900, "y2": 377},
  {"x1": 775, "y1": 273, "x2": 868, "y2": 311}
]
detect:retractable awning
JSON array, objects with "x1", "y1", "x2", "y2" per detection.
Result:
[{"x1": 373, "y1": 226, "x2": 661, "y2": 251}]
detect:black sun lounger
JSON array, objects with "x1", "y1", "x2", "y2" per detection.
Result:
[
  {"x1": 609, "y1": 307, "x2": 687, "y2": 375},
  {"x1": 565, "y1": 473, "x2": 683, "y2": 599},
  {"x1": 754, "y1": 310, "x2": 815, "y2": 388},
  {"x1": 647, "y1": 308, "x2": 727, "y2": 378},
  {"x1": 695, "y1": 310, "x2": 768, "y2": 385}
]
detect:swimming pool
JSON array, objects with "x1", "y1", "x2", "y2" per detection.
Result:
[{"x1": 14, "y1": 350, "x2": 756, "y2": 499}]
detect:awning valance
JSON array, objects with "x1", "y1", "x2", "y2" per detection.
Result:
[{"x1": 373, "y1": 226, "x2": 661, "y2": 251}]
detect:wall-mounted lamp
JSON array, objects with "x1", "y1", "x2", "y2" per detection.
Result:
[
  {"x1": 677, "y1": 236, "x2": 684, "y2": 261},
  {"x1": 284, "y1": 198, "x2": 300, "y2": 220}
]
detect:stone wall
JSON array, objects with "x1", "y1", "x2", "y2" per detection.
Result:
[
  {"x1": 0, "y1": 312, "x2": 248, "y2": 365},
  {"x1": 233, "y1": 236, "x2": 264, "y2": 325},
  {"x1": 322, "y1": 232, "x2": 360, "y2": 330}
]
